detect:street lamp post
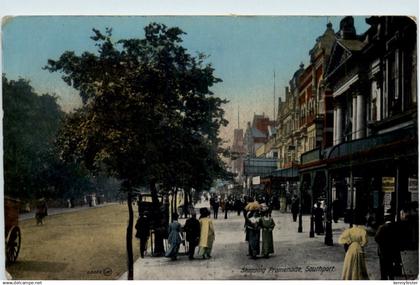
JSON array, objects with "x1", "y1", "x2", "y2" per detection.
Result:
[
  {"x1": 309, "y1": 173, "x2": 315, "y2": 238},
  {"x1": 309, "y1": 214, "x2": 315, "y2": 238},
  {"x1": 298, "y1": 178, "x2": 303, "y2": 233},
  {"x1": 324, "y1": 171, "x2": 333, "y2": 245}
]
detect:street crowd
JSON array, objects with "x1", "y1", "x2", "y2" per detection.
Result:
[{"x1": 134, "y1": 194, "x2": 418, "y2": 281}]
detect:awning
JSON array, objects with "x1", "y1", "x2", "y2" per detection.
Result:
[
  {"x1": 271, "y1": 166, "x2": 299, "y2": 178},
  {"x1": 327, "y1": 125, "x2": 417, "y2": 169}
]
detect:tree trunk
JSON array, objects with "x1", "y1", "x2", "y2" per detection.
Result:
[
  {"x1": 170, "y1": 191, "x2": 174, "y2": 220},
  {"x1": 150, "y1": 179, "x2": 159, "y2": 207},
  {"x1": 174, "y1": 189, "x2": 178, "y2": 216},
  {"x1": 184, "y1": 190, "x2": 191, "y2": 218},
  {"x1": 149, "y1": 180, "x2": 165, "y2": 256},
  {"x1": 126, "y1": 188, "x2": 134, "y2": 280},
  {"x1": 188, "y1": 191, "x2": 192, "y2": 206}
]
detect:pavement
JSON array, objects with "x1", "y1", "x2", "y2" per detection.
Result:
[
  {"x1": 119, "y1": 201, "x2": 419, "y2": 280},
  {"x1": 19, "y1": 202, "x2": 118, "y2": 221}
]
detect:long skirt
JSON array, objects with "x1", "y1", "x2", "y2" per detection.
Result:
[
  {"x1": 315, "y1": 218, "x2": 324, "y2": 234},
  {"x1": 261, "y1": 229, "x2": 274, "y2": 256},
  {"x1": 165, "y1": 242, "x2": 180, "y2": 259},
  {"x1": 341, "y1": 243, "x2": 369, "y2": 280},
  {"x1": 198, "y1": 246, "x2": 212, "y2": 257},
  {"x1": 248, "y1": 229, "x2": 260, "y2": 257}
]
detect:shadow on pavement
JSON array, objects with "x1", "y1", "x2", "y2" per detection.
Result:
[{"x1": 9, "y1": 260, "x2": 68, "y2": 272}]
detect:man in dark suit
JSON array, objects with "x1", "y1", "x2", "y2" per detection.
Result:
[
  {"x1": 183, "y1": 212, "x2": 201, "y2": 259},
  {"x1": 374, "y1": 215, "x2": 402, "y2": 280},
  {"x1": 291, "y1": 195, "x2": 299, "y2": 222},
  {"x1": 135, "y1": 211, "x2": 151, "y2": 258}
]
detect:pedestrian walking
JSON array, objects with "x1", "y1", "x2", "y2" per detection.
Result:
[
  {"x1": 234, "y1": 198, "x2": 242, "y2": 216},
  {"x1": 259, "y1": 209, "x2": 275, "y2": 258},
  {"x1": 35, "y1": 198, "x2": 48, "y2": 225},
  {"x1": 291, "y1": 195, "x2": 299, "y2": 222},
  {"x1": 165, "y1": 213, "x2": 182, "y2": 261},
  {"x1": 224, "y1": 198, "x2": 229, "y2": 219},
  {"x1": 332, "y1": 199, "x2": 342, "y2": 223},
  {"x1": 374, "y1": 215, "x2": 402, "y2": 280},
  {"x1": 183, "y1": 211, "x2": 201, "y2": 260},
  {"x1": 245, "y1": 210, "x2": 261, "y2": 259},
  {"x1": 198, "y1": 207, "x2": 215, "y2": 259},
  {"x1": 135, "y1": 211, "x2": 151, "y2": 258},
  {"x1": 313, "y1": 202, "x2": 324, "y2": 235},
  {"x1": 338, "y1": 213, "x2": 369, "y2": 280},
  {"x1": 213, "y1": 197, "x2": 220, "y2": 219}
]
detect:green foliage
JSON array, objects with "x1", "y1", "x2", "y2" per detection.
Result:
[
  {"x1": 3, "y1": 76, "x2": 63, "y2": 199},
  {"x1": 45, "y1": 23, "x2": 229, "y2": 193},
  {"x1": 2, "y1": 76, "x2": 106, "y2": 201}
]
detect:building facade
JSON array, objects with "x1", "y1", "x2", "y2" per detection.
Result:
[
  {"x1": 230, "y1": 128, "x2": 246, "y2": 185},
  {"x1": 244, "y1": 113, "x2": 276, "y2": 158},
  {"x1": 325, "y1": 15, "x2": 417, "y2": 225},
  {"x1": 297, "y1": 16, "x2": 417, "y2": 245}
]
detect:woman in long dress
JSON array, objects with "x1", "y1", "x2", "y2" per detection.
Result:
[
  {"x1": 198, "y1": 207, "x2": 215, "y2": 259},
  {"x1": 165, "y1": 213, "x2": 182, "y2": 261},
  {"x1": 246, "y1": 210, "x2": 261, "y2": 259},
  {"x1": 259, "y1": 209, "x2": 275, "y2": 258},
  {"x1": 338, "y1": 214, "x2": 369, "y2": 280}
]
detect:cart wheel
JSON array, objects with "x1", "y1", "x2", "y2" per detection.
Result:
[{"x1": 6, "y1": 226, "x2": 21, "y2": 265}]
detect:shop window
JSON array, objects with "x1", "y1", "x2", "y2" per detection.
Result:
[
  {"x1": 402, "y1": 46, "x2": 415, "y2": 111},
  {"x1": 388, "y1": 50, "x2": 401, "y2": 116}
]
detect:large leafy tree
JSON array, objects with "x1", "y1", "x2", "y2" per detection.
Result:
[
  {"x1": 3, "y1": 76, "x2": 63, "y2": 200},
  {"x1": 45, "y1": 23, "x2": 228, "y2": 279},
  {"x1": 3, "y1": 76, "x2": 101, "y2": 203}
]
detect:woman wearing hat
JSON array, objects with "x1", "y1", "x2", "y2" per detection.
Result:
[{"x1": 198, "y1": 208, "x2": 215, "y2": 259}]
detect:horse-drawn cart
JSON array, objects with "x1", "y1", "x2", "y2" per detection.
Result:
[{"x1": 5, "y1": 197, "x2": 21, "y2": 265}]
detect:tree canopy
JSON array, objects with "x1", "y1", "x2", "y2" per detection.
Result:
[
  {"x1": 3, "y1": 76, "x2": 97, "y2": 201},
  {"x1": 45, "y1": 23, "x2": 229, "y2": 193}
]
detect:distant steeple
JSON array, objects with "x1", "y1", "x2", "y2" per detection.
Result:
[
  {"x1": 273, "y1": 70, "x2": 276, "y2": 121},
  {"x1": 326, "y1": 16, "x2": 332, "y2": 29},
  {"x1": 237, "y1": 104, "x2": 240, "y2": 129}
]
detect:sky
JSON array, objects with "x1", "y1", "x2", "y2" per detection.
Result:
[{"x1": 2, "y1": 16, "x2": 371, "y2": 144}]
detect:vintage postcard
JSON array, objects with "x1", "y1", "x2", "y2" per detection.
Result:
[{"x1": 1, "y1": 8, "x2": 419, "y2": 282}]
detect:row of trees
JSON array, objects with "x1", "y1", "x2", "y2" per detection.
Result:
[
  {"x1": 44, "y1": 23, "x2": 230, "y2": 279},
  {"x1": 3, "y1": 76, "x2": 116, "y2": 205}
]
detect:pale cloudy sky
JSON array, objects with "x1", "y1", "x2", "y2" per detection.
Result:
[{"x1": 3, "y1": 16, "x2": 372, "y2": 145}]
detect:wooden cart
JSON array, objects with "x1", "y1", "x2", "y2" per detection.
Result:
[{"x1": 4, "y1": 197, "x2": 21, "y2": 265}]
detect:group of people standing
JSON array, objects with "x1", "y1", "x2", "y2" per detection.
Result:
[
  {"x1": 135, "y1": 207, "x2": 215, "y2": 261},
  {"x1": 209, "y1": 195, "x2": 246, "y2": 219},
  {"x1": 243, "y1": 199, "x2": 276, "y2": 259},
  {"x1": 157, "y1": 207, "x2": 215, "y2": 261}
]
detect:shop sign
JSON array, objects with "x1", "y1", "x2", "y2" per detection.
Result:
[
  {"x1": 382, "y1": 177, "x2": 395, "y2": 192},
  {"x1": 409, "y1": 177, "x2": 418, "y2": 202},
  {"x1": 409, "y1": 177, "x2": 418, "y2": 192},
  {"x1": 383, "y1": 192, "x2": 392, "y2": 213},
  {"x1": 252, "y1": 176, "x2": 260, "y2": 185}
]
